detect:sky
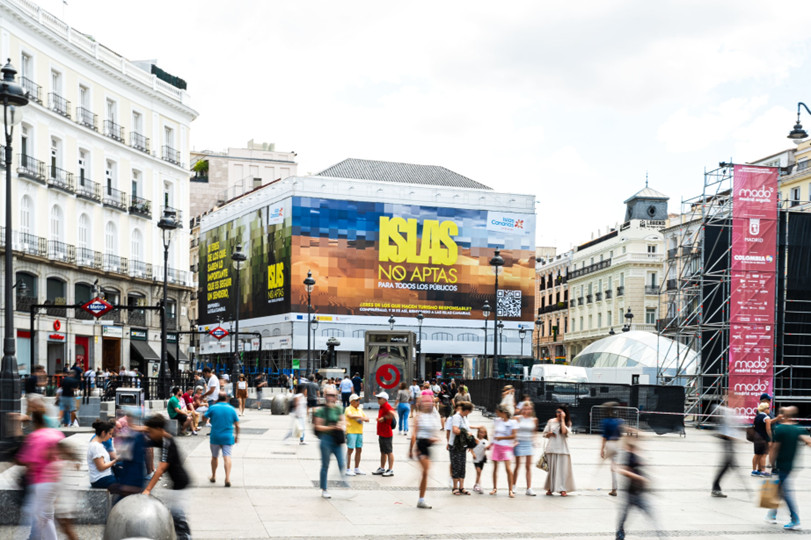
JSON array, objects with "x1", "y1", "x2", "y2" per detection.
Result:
[{"x1": 40, "y1": 0, "x2": 811, "y2": 251}]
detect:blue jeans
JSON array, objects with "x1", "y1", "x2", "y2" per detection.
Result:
[
  {"x1": 60, "y1": 395, "x2": 75, "y2": 426},
  {"x1": 397, "y1": 403, "x2": 410, "y2": 433},
  {"x1": 319, "y1": 435, "x2": 345, "y2": 491},
  {"x1": 768, "y1": 470, "x2": 799, "y2": 523}
]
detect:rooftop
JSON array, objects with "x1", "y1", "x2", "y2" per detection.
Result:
[
  {"x1": 316, "y1": 158, "x2": 491, "y2": 190},
  {"x1": 624, "y1": 185, "x2": 669, "y2": 204}
]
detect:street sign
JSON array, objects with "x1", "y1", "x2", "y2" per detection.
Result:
[
  {"x1": 209, "y1": 326, "x2": 229, "y2": 341},
  {"x1": 81, "y1": 297, "x2": 114, "y2": 318},
  {"x1": 375, "y1": 363, "x2": 401, "y2": 390}
]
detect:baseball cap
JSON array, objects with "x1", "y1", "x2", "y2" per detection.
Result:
[
  {"x1": 760, "y1": 393, "x2": 772, "y2": 401},
  {"x1": 349, "y1": 394, "x2": 360, "y2": 402},
  {"x1": 375, "y1": 391, "x2": 389, "y2": 400}
]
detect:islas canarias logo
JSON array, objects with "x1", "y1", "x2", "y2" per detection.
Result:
[{"x1": 378, "y1": 216, "x2": 458, "y2": 283}]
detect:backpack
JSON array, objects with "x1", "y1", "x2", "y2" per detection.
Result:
[{"x1": 390, "y1": 415, "x2": 397, "y2": 430}]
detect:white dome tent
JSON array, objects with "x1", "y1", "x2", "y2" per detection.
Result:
[{"x1": 572, "y1": 330, "x2": 698, "y2": 384}]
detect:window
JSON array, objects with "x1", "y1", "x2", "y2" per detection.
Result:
[
  {"x1": 579, "y1": 316, "x2": 583, "y2": 331},
  {"x1": 75, "y1": 283, "x2": 93, "y2": 305},
  {"x1": 564, "y1": 318, "x2": 568, "y2": 333},
  {"x1": 587, "y1": 283, "x2": 592, "y2": 295},
  {"x1": 599, "y1": 254, "x2": 603, "y2": 262},
  {"x1": 590, "y1": 257, "x2": 594, "y2": 266},
  {"x1": 106, "y1": 160, "x2": 116, "y2": 190},
  {"x1": 132, "y1": 170, "x2": 141, "y2": 197},
  {"x1": 78, "y1": 149, "x2": 89, "y2": 184},
  {"x1": 131, "y1": 228, "x2": 143, "y2": 261},
  {"x1": 106, "y1": 98, "x2": 116, "y2": 123},
  {"x1": 49, "y1": 205, "x2": 63, "y2": 241},
  {"x1": 21, "y1": 124, "x2": 30, "y2": 157},
  {"x1": 608, "y1": 276, "x2": 613, "y2": 289},
  {"x1": 103, "y1": 287, "x2": 120, "y2": 306},
  {"x1": 620, "y1": 273, "x2": 625, "y2": 286},
  {"x1": 50, "y1": 137, "x2": 62, "y2": 170},
  {"x1": 20, "y1": 53, "x2": 32, "y2": 80},
  {"x1": 20, "y1": 195, "x2": 32, "y2": 234},
  {"x1": 51, "y1": 70, "x2": 61, "y2": 94},
  {"x1": 164, "y1": 126, "x2": 174, "y2": 148},
  {"x1": 609, "y1": 250, "x2": 613, "y2": 258},
  {"x1": 645, "y1": 308, "x2": 656, "y2": 325},
  {"x1": 457, "y1": 333, "x2": 479, "y2": 342},
  {"x1": 588, "y1": 315, "x2": 592, "y2": 329},
  {"x1": 540, "y1": 323, "x2": 544, "y2": 336},
  {"x1": 77, "y1": 214, "x2": 90, "y2": 249},
  {"x1": 570, "y1": 318, "x2": 574, "y2": 332},
  {"x1": 622, "y1": 246, "x2": 627, "y2": 254},
  {"x1": 46, "y1": 277, "x2": 66, "y2": 304},
  {"x1": 647, "y1": 245, "x2": 657, "y2": 254},
  {"x1": 597, "y1": 280, "x2": 602, "y2": 293},
  {"x1": 431, "y1": 332, "x2": 453, "y2": 341},
  {"x1": 649, "y1": 272, "x2": 657, "y2": 287},
  {"x1": 607, "y1": 310, "x2": 612, "y2": 326},
  {"x1": 791, "y1": 187, "x2": 801, "y2": 206},
  {"x1": 104, "y1": 221, "x2": 117, "y2": 254},
  {"x1": 253, "y1": 177, "x2": 262, "y2": 189},
  {"x1": 132, "y1": 111, "x2": 143, "y2": 133}
]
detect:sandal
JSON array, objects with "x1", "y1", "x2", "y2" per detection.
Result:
[
  {"x1": 545, "y1": 490, "x2": 553, "y2": 496},
  {"x1": 209, "y1": 477, "x2": 216, "y2": 484},
  {"x1": 561, "y1": 491, "x2": 567, "y2": 497},
  {"x1": 489, "y1": 488, "x2": 498, "y2": 495},
  {"x1": 509, "y1": 490, "x2": 515, "y2": 498},
  {"x1": 460, "y1": 489, "x2": 471, "y2": 495},
  {"x1": 452, "y1": 489, "x2": 462, "y2": 496}
]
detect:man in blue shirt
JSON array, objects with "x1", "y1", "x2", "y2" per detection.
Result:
[
  {"x1": 600, "y1": 402, "x2": 625, "y2": 497},
  {"x1": 204, "y1": 392, "x2": 240, "y2": 487},
  {"x1": 340, "y1": 375, "x2": 354, "y2": 407}
]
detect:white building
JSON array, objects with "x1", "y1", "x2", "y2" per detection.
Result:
[{"x1": 0, "y1": 0, "x2": 197, "y2": 375}]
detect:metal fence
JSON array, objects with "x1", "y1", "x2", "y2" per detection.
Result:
[{"x1": 589, "y1": 404, "x2": 639, "y2": 434}]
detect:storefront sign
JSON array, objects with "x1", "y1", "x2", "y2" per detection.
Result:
[
  {"x1": 102, "y1": 325, "x2": 123, "y2": 338},
  {"x1": 130, "y1": 329, "x2": 147, "y2": 340},
  {"x1": 47, "y1": 333, "x2": 65, "y2": 342},
  {"x1": 168, "y1": 333, "x2": 178, "y2": 343}
]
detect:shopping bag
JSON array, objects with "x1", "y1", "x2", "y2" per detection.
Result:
[{"x1": 759, "y1": 477, "x2": 780, "y2": 509}]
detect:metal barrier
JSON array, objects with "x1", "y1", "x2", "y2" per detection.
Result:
[{"x1": 589, "y1": 405, "x2": 639, "y2": 434}]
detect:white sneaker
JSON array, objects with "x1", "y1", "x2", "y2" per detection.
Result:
[
  {"x1": 72, "y1": 420, "x2": 79, "y2": 427},
  {"x1": 765, "y1": 514, "x2": 778, "y2": 524},
  {"x1": 473, "y1": 484, "x2": 483, "y2": 494},
  {"x1": 372, "y1": 467, "x2": 386, "y2": 475},
  {"x1": 526, "y1": 488, "x2": 536, "y2": 496},
  {"x1": 354, "y1": 468, "x2": 366, "y2": 475},
  {"x1": 321, "y1": 490, "x2": 331, "y2": 499},
  {"x1": 382, "y1": 469, "x2": 394, "y2": 477},
  {"x1": 345, "y1": 469, "x2": 356, "y2": 476},
  {"x1": 417, "y1": 500, "x2": 432, "y2": 509}
]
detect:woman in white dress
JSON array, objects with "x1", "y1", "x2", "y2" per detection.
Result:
[{"x1": 542, "y1": 405, "x2": 575, "y2": 496}]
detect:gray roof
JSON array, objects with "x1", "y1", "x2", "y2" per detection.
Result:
[
  {"x1": 624, "y1": 185, "x2": 669, "y2": 203},
  {"x1": 316, "y1": 158, "x2": 492, "y2": 190}
]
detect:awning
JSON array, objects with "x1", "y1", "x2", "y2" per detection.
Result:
[
  {"x1": 167, "y1": 346, "x2": 189, "y2": 363},
  {"x1": 130, "y1": 341, "x2": 160, "y2": 362}
]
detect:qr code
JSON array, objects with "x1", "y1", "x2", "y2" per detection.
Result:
[{"x1": 497, "y1": 289, "x2": 522, "y2": 318}]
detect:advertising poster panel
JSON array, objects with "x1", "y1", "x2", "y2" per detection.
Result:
[
  {"x1": 290, "y1": 197, "x2": 536, "y2": 321},
  {"x1": 729, "y1": 165, "x2": 778, "y2": 418}
]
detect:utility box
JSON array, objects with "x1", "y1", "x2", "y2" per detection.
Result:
[{"x1": 115, "y1": 387, "x2": 142, "y2": 408}]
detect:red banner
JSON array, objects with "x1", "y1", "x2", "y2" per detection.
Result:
[{"x1": 729, "y1": 165, "x2": 778, "y2": 418}]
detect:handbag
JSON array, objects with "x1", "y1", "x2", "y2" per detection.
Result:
[
  {"x1": 745, "y1": 427, "x2": 757, "y2": 442},
  {"x1": 759, "y1": 477, "x2": 780, "y2": 509},
  {"x1": 536, "y1": 440, "x2": 549, "y2": 472}
]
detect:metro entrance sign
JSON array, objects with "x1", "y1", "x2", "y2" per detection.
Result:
[
  {"x1": 80, "y1": 297, "x2": 114, "y2": 318},
  {"x1": 209, "y1": 326, "x2": 229, "y2": 341}
]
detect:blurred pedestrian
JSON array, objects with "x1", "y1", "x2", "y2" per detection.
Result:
[
  {"x1": 600, "y1": 402, "x2": 624, "y2": 496},
  {"x1": 255, "y1": 373, "x2": 267, "y2": 409},
  {"x1": 59, "y1": 367, "x2": 82, "y2": 427},
  {"x1": 409, "y1": 379, "x2": 421, "y2": 414},
  {"x1": 410, "y1": 393, "x2": 441, "y2": 508},
  {"x1": 352, "y1": 372, "x2": 363, "y2": 396},
  {"x1": 513, "y1": 400, "x2": 538, "y2": 496},
  {"x1": 450, "y1": 401, "x2": 477, "y2": 495},
  {"x1": 615, "y1": 437, "x2": 659, "y2": 540},
  {"x1": 313, "y1": 387, "x2": 346, "y2": 499},
  {"x1": 543, "y1": 405, "x2": 575, "y2": 496},
  {"x1": 284, "y1": 385, "x2": 308, "y2": 444},
  {"x1": 471, "y1": 426, "x2": 489, "y2": 494},
  {"x1": 395, "y1": 382, "x2": 411, "y2": 436},
  {"x1": 344, "y1": 394, "x2": 370, "y2": 475},
  {"x1": 236, "y1": 374, "x2": 248, "y2": 415},
  {"x1": 372, "y1": 391, "x2": 396, "y2": 476},
  {"x1": 489, "y1": 404, "x2": 517, "y2": 497},
  {"x1": 500, "y1": 385, "x2": 515, "y2": 417},
  {"x1": 204, "y1": 391, "x2": 240, "y2": 487},
  {"x1": 711, "y1": 397, "x2": 737, "y2": 498},
  {"x1": 765, "y1": 406, "x2": 811, "y2": 530},
  {"x1": 751, "y1": 402, "x2": 771, "y2": 477},
  {"x1": 438, "y1": 383, "x2": 453, "y2": 424},
  {"x1": 454, "y1": 385, "x2": 471, "y2": 406}
]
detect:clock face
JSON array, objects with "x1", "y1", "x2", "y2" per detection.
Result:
[{"x1": 647, "y1": 205, "x2": 657, "y2": 217}]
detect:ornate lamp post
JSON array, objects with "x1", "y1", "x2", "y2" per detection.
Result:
[
  {"x1": 231, "y1": 244, "x2": 246, "y2": 379},
  {"x1": 787, "y1": 102, "x2": 811, "y2": 143},
  {"x1": 482, "y1": 301, "x2": 491, "y2": 377},
  {"x1": 497, "y1": 321, "x2": 504, "y2": 358},
  {"x1": 303, "y1": 271, "x2": 315, "y2": 375},
  {"x1": 388, "y1": 314, "x2": 395, "y2": 331},
  {"x1": 157, "y1": 208, "x2": 180, "y2": 399},
  {"x1": 535, "y1": 315, "x2": 541, "y2": 361},
  {"x1": 622, "y1": 308, "x2": 634, "y2": 332},
  {"x1": 415, "y1": 311, "x2": 424, "y2": 380},
  {"x1": 0, "y1": 60, "x2": 28, "y2": 443},
  {"x1": 518, "y1": 327, "x2": 527, "y2": 357},
  {"x1": 489, "y1": 249, "x2": 504, "y2": 368},
  {"x1": 311, "y1": 316, "x2": 319, "y2": 369}
]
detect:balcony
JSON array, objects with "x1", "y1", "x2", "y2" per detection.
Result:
[
  {"x1": 16, "y1": 294, "x2": 36, "y2": 313},
  {"x1": 129, "y1": 310, "x2": 147, "y2": 327},
  {"x1": 161, "y1": 145, "x2": 181, "y2": 166},
  {"x1": 129, "y1": 260, "x2": 152, "y2": 280},
  {"x1": 130, "y1": 132, "x2": 150, "y2": 154},
  {"x1": 75, "y1": 178, "x2": 101, "y2": 203},
  {"x1": 616, "y1": 286, "x2": 625, "y2": 296},
  {"x1": 48, "y1": 92, "x2": 71, "y2": 118},
  {"x1": 569, "y1": 299, "x2": 575, "y2": 308},
  {"x1": 586, "y1": 294, "x2": 593, "y2": 304},
  {"x1": 166, "y1": 315, "x2": 177, "y2": 331},
  {"x1": 102, "y1": 253, "x2": 128, "y2": 274},
  {"x1": 667, "y1": 247, "x2": 678, "y2": 260},
  {"x1": 47, "y1": 240, "x2": 75, "y2": 263},
  {"x1": 76, "y1": 107, "x2": 98, "y2": 131},
  {"x1": 76, "y1": 247, "x2": 102, "y2": 269},
  {"x1": 45, "y1": 299, "x2": 67, "y2": 317},
  {"x1": 75, "y1": 309, "x2": 93, "y2": 321},
  {"x1": 595, "y1": 292, "x2": 602, "y2": 301},
  {"x1": 540, "y1": 302, "x2": 567, "y2": 314},
  {"x1": 21, "y1": 77, "x2": 41, "y2": 104},
  {"x1": 17, "y1": 154, "x2": 46, "y2": 183},
  {"x1": 47, "y1": 166, "x2": 75, "y2": 194},
  {"x1": 605, "y1": 289, "x2": 613, "y2": 299},
  {"x1": 645, "y1": 285, "x2": 659, "y2": 295},
  {"x1": 666, "y1": 279, "x2": 677, "y2": 291},
  {"x1": 161, "y1": 206, "x2": 183, "y2": 228},
  {"x1": 102, "y1": 186, "x2": 128, "y2": 212},
  {"x1": 14, "y1": 231, "x2": 46, "y2": 256},
  {"x1": 100, "y1": 309, "x2": 121, "y2": 324},
  {"x1": 103, "y1": 119, "x2": 125, "y2": 143},
  {"x1": 577, "y1": 297, "x2": 584, "y2": 306},
  {"x1": 569, "y1": 258, "x2": 611, "y2": 280},
  {"x1": 129, "y1": 194, "x2": 152, "y2": 219}
]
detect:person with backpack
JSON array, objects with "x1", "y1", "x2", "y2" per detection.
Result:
[
  {"x1": 372, "y1": 391, "x2": 396, "y2": 477},
  {"x1": 313, "y1": 387, "x2": 346, "y2": 499}
]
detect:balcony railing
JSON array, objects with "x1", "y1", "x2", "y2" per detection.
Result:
[
  {"x1": 595, "y1": 292, "x2": 602, "y2": 301},
  {"x1": 161, "y1": 145, "x2": 181, "y2": 166},
  {"x1": 76, "y1": 107, "x2": 98, "y2": 130},
  {"x1": 586, "y1": 294, "x2": 593, "y2": 304},
  {"x1": 569, "y1": 299, "x2": 575, "y2": 308},
  {"x1": 17, "y1": 154, "x2": 46, "y2": 183},
  {"x1": 666, "y1": 279, "x2": 677, "y2": 291},
  {"x1": 76, "y1": 247, "x2": 102, "y2": 269},
  {"x1": 48, "y1": 92, "x2": 71, "y2": 118},
  {"x1": 569, "y1": 258, "x2": 612, "y2": 280},
  {"x1": 616, "y1": 286, "x2": 625, "y2": 297},
  {"x1": 16, "y1": 294, "x2": 36, "y2": 313},
  {"x1": 75, "y1": 178, "x2": 101, "y2": 203},
  {"x1": 645, "y1": 285, "x2": 659, "y2": 295},
  {"x1": 130, "y1": 132, "x2": 150, "y2": 154},
  {"x1": 47, "y1": 240, "x2": 75, "y2": 263},
  {"x1": 14, "y1": 231, "x2": 47, "y2": 256},
  {"x1": 577, "y1": 297, "x2": 584, "y2": 306},
  {"x1": 166, "y1": 315, "x2": 177, "y2": 331},
  {"x1": 129, "y1": 310, "x2": 147, "y2": 327},
  {"x1": 100, "y1": 309, "x2": 121, "y2": 324},
  {"x1": 48, "y1": 166, "x2": 75, "y2": 194},
  {"x1": 129, "y1": 260, "x2": 153, "y2": 279},
  {"x1": 605, "y1": 289, "x2": 613, "y2": 299},
  {"x1": 45, "y1": 299, "x2": 67, "y2": 317},
  {"x1": 103, "y1": 186, "x2": 128, "y2": 212},
  {"x1": 76, "y1": 308, "x2": 94, "y2": 321},
  {"x1": 21, "y1": 77, "x2": 42, "y2": 104},
  {"x1": 102, "y1": 254, "x2": 128, "y2": 274},
  {"x1": 539, "y1": 302, "x2": 567, "y2": 314},
  {"x1": 667, "y1": 247, "x2": 678, "y2": 260},
  {"x1": 103, "y1": 119, "x2": 125, "y2": 142},
  {"x1": 129, "y1": 194, "x2": 152, "y2": 219}
]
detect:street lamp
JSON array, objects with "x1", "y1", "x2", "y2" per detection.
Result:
[
  {"x1": 787, "y1": 102, "x2": 811, "y2": 143},
  {"x1": 622, "y1": 308, "x2": 634, "y2": 332},
  {"x1": 157, "y1": 208, "x2": 180, "y2": 399},
  {"x1": 0, "y1": 60, "x2": 28, "y2": 443},
  {"x1": 497, "y1": 321, "x2": 504, "y2": 358},
  {"x1": 388, "y1": 314, "x2": 396, "y2": 331},
  {"x1": 609, "y1": 327, "x2": 616, "y2": 335},
  {"x1": 518, "y1": 327, "x2": 527, "y2": 357},
  {"x1": 535, "y1": 315, "x2": 541, "y2": 361},
  {"x1": 303, "y1": 271, "x2": 315, "y2": 375},
  {"x1": 231, "y1": 244, "x2": 247, "y2": 379},
  {"x1": 489, "y1": 249, "x2": 504, "y2": 369},
  {"x1": 482, "y1": 301, "x2": 491, "y2": 376},
  {"x1": 311, "y1": 316, "x2": 319, "y2": 369},
  {"x1": 415, "y1": 311, "x2": 424, "y2": 380}
]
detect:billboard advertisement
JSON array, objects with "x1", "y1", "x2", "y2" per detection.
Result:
[
  {"x1": 729, "y1": 165, "x2": 777, "y2": 419},
  {"x1": 198, "y1": 195, "x2": 536, "y2": 324}
]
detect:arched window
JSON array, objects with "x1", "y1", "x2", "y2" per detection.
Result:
[
  {"x1": 20, "y1": 195, "x2": 32, "y2": 235},
  {"x1": 104, "y1": 221, "x2": 117, "y2": 254},
  {"x1": 78, "y1": 213, "x2": 90, "y2": 249},
  {"x1": 131, "y1": 228, "x2": 143, "y2": 261},
  {"x1": 457, "y1": 332, "x2": 479, "y2": 342},
  {"x1": 321, "y1": 328, "x2": 345, "y2": 338},
  {"x1": 49, "y1": 205, "x2": 63, "y2": 241},
  {"x1": 431, "y1": 332, "x2": 453, "y2": 341}
]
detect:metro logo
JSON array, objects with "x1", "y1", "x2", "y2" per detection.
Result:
[{"x1": 379, "y1": 217, "x2": 458, "y2": 265}]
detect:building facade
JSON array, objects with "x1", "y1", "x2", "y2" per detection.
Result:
[
  {"x1": 535, "y1": 250, "x2": 571, "y2": 362},
  {"x1": 0, "y1": 0, "x2": 197, "y2": 375},
  {"x1": 564, "y1": 187, "x2": 667, "y2": 357}
]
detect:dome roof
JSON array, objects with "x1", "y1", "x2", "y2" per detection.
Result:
[{"x1": 572, "y1": 331, "x2": 697, "y2": 375}]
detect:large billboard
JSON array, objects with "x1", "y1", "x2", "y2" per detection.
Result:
[
  {"x1": 198, "y1": 195, "x2": 536, "y2": 324},
  {"x1": 728, "y1": 165, "x2": 777, "y2": 419}
]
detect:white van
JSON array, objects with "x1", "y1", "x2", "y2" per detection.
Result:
[{"x1": 526, "y1": 364, "x2": 589, "y2": 383}]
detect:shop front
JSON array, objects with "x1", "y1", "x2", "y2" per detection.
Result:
[{"x1": 101, "y1": 325, "x2": 123, "y2": 371}]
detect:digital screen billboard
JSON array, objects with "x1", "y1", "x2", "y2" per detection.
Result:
[{"x1": 198, "y1": 195, "x2": 536, "y2": 324}]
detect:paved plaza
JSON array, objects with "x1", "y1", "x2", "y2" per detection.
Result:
[{"x1": 5, "y1": 404, "x2": 811, "y2": 539}]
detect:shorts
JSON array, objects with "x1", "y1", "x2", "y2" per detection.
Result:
[
  {"x1": 60, "y1": 396, "x2": 76, "y2": 412},
  {"x1": 514, "y1": 441, "x2": 534, "y2": 457},
  {"x1": 210, "y1": 444, "x2": 233, "y2": 458},
  {"x1": 347, "y1": 433, "x2": 364, "y2": 449},
  {"x1": 176, "y1": 413, "x2": 188, "y2": 424},
  {"x1": 491, "y1": 443, "x2": 514, "y2": 462},
  {"x1": 474, "y1": 457, "x2": 487, "y2": 469},
  {"x1": 236, "y1": 389, "x2": 248, "y2": 399},
  {"x1": 754, "y1": 441, "x2": 768, "y2": 455},
  {"x1": 378, "y1": 436, "x2": 393, "y2": 454},
  {"x1": 416, "y1": 438, "x2": 433, "y2": 459}
]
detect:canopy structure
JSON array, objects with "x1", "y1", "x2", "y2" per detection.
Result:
[{"x1": 572, "y1": 330, "x2": 697, "y2": 376}]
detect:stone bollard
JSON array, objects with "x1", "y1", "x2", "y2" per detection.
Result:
[
  {"x1": 102, "y1": 494, "x2": 176, "y2": 540},
  {"x1": 270, "y1": 394, "x2": 290, "y2": 415}
]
